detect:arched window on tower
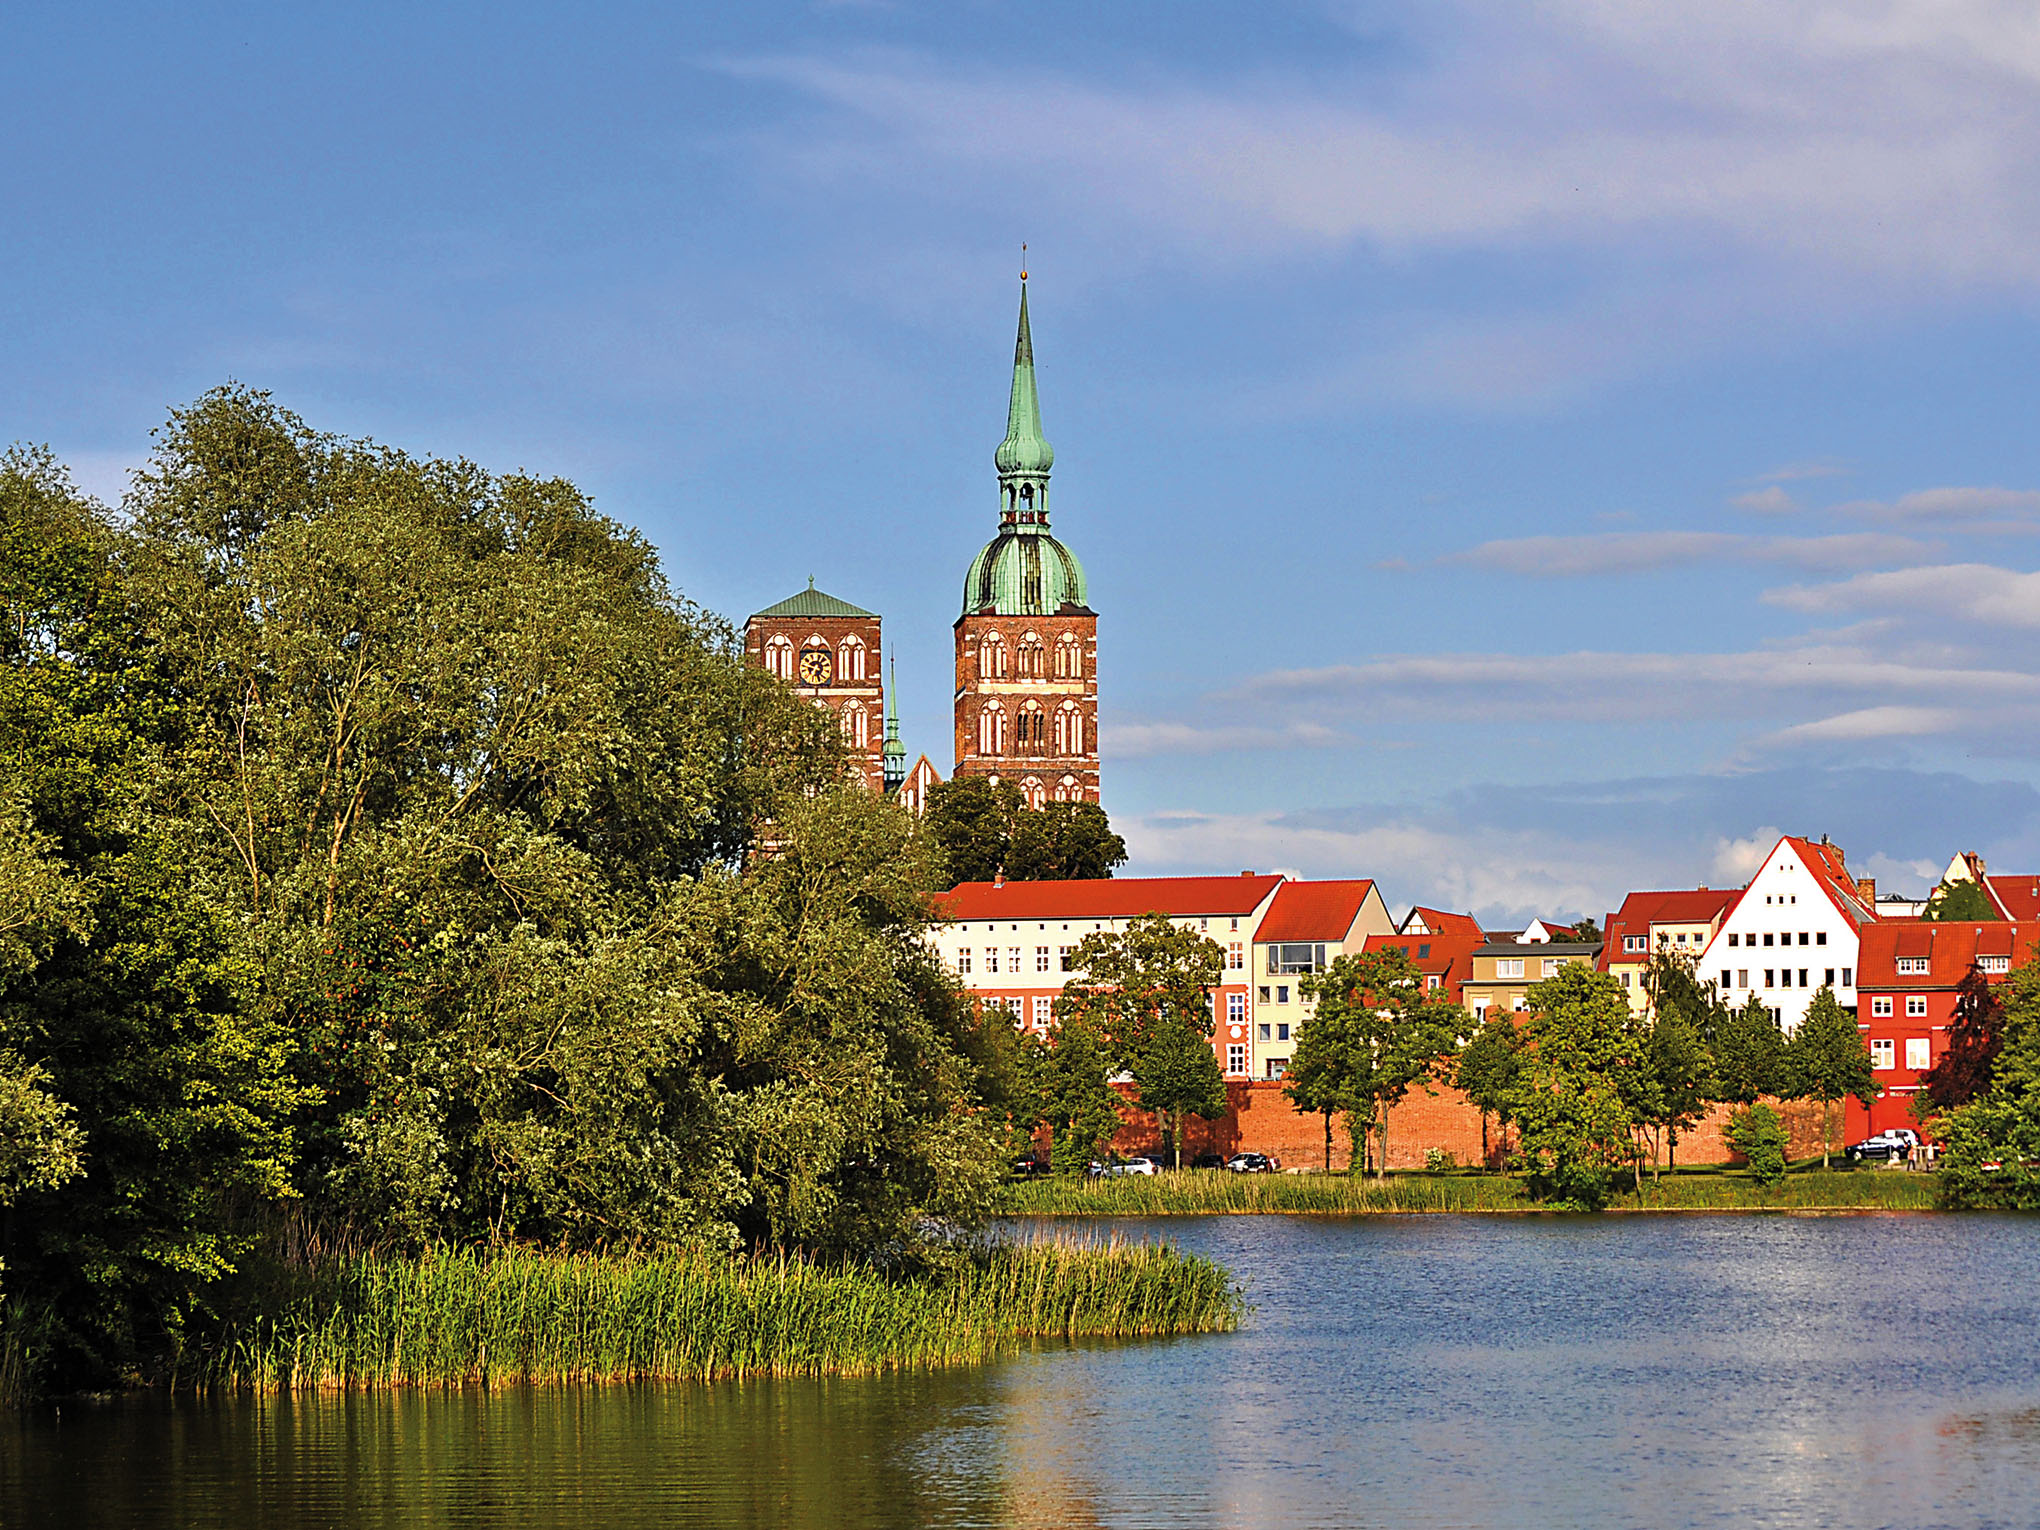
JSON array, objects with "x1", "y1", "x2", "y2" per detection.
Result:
[
  {"x1": 1056, "y1": 702, "x2": 1082, "y2": 756},
  {"x1": 843, "y1": 702, "x2": 869, "y2": 749},
  {"x1": 1017, "y1": 633, "x2": 1044, "y2": 678},
  {"x1": 978, "y1": 632, "x2": 1007, "y2": 680},
  {"x1": 1055, "y1": 775, "x2": 1078, "y2": 802},
  {"x1": 1055, "y1": 633, "x2": 1082, "y2": 680},
  {"x1": 1021, "y1": 776, "x2": 1045, "y2": 810},
  {"x1": 1018, "y1": 702, "x2": 1044, "y2": 750},
  {"x1": 764, "y1": 635, "x2": 794, "y2": 680},
  {"x1": 838, "y1": 634, "x2": 867, "y2": 681},
  {"x1": 978, "y1": 702, "x2": 1007, "y2": 756}
]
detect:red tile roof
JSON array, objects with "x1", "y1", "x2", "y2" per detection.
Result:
[
  {"x1": 1857, "y1": 920, "x2": 2040, "y2": 988},
  {"x1": 1785, "y1": 836, "x2": 1878, "y2": 927},
  {"x1": 1987, "y1": 875, "x2": 2040, "y2": 921},
  {"x1": 1405, "y1": 907, "x2": 1485, "y2": 940},
  {"x1": 1599, "y1": 887, "x2": 1737, "y2": 970},
  {"x1": 1361, "y1": 931, "x2": 1485, "y2": 1004},
  {"x1": 1256, "y1": 880, "x2": 1379, "y2": 943},
  {"x1": 934, "y1": 874, "x2": 1286, "y2": 923}
]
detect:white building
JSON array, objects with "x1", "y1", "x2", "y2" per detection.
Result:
[{"x1": 1694, "y1": 834, "x2": 1878, "y2": 1033}]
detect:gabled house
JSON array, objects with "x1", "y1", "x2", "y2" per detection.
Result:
[
  {"x1": 1693, "y1": 834, "x2": 1879, "y2": 1034},
  {"x1": 1361, "y1": 924, "x2": 1486, "y2": 1008},
  {"x1": 1250, "y1": 880, "x2": 1396, "y2": 1080},
  {"x1": 1599, "y1": 887, "x2": 1739, "y2": 1014},
  {"x1": 1460, "y1": 939, "x2": 1601, "y2": 1018}
]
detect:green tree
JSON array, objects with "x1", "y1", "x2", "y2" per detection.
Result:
[
  {"x1": 1919, "y1": 965, "x2": 2006, "y2": 1112},
  {"x1": 1726, "y1": 1103, "x2": 1788, "y2": 1186},
  {"x1": 1639, "y1": 948, "x2": 1719, "y2": 1176},
  {"x1": 1501, "y1": 964, "x2": 1639, "y2": 1210},
  {"x1": 1713, "y1": 991, "x2": 1785, "y2": 1105},
  {"x1": 1298, "y1": 948, "x2": 1466, "y2": 1180},
  {"x1": 922, "y1": 776, "x2": 1127, "y2": 887},
  {"x1": 1779, "y1": 986, "x2": 1878, "y2": 1168},
  {"x1": 1937, "y1": 962, "x2": 2040, "y2": 1208},
  {"x1": 1020, "y1": 1016, "x2": 1123, "y2": 1175},
  {"x1": 1925, "y1": 879, "x2": 1999, "y2": 922},
  {"x1": 1058, "y1": 913, "x2": 1225, "y2": 1167},
  {"x1": 1452, "y1": 1016, "x2": 1523, "y2": 1170}
]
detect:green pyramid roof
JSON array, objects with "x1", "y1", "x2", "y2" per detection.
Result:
[{"x1": 752, "y1": 580, "x2": 876, "y2": 620}]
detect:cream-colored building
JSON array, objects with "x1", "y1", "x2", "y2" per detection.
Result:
[
  {"x1": 1461, "y1": 940, "x2": 1600, "y2": 1019},
  {"x1": 1598, "y1": 888, "x2": 1737, "y2": 1015},
  {"x1": 1248, "y1": 880, "x2": 1396, "y2": 1079}
]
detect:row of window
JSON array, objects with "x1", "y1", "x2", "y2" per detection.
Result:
[
  {"x1": 1719, "y1": 967, "x2": 1851, "y2": 990},
  {"x1": 762, "y1": 634, "x2": 869, "y2": 681},
  {"x1": 1492, "y1": 958, "x2": 1565, "y2": 979},
  {"x1": 1727, "y1": 931, "x2": 1827, "y2": 948},
  {"x1": 1870, "y1": 1038, "x2": 1931, "y2": 1071},
  {"x1": 1869, "y1": 996, "x2": 1930, "y2": 1018},
  {"x1": 958, "y1": 943, "x2": 1246, "y2": 975},
  {"x1": 976, "y1": 632, "x2": 1085, "y2": 681},
  {"x1": 974, "y1": 701, "x2": 1088, "y2": 757},
  {"x1": 1621, "y1": 931, "x2": 1705, "y2": 953}
]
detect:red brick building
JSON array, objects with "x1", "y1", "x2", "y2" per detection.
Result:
[
  {"x1": 1850, "y1": 919, "x2": 2040, "y2": 1142},
  {"x1": 744, "y1": 582, "x2": 886, "y2": 792}
]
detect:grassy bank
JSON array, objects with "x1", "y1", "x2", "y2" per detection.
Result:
[
  {"x1": 999, "y1": 1168, "x2": 1940, "y2": 1216},
  {"x1": 204, "y1": 1236, "x2": 1242, "y2": 1391}
]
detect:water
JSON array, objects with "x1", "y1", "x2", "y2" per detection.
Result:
[{"x1": 8, "y1": 1215, "x2": 2040, "y2": 1529}]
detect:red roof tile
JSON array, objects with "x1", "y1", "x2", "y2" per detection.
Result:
[
  {"x1": 1987, "y1": 875, "x2": 2040, "y2": 921},
  {"x1": 1599, "y1": 887, "x2": 1738, "y2": 969},
  {"x1": 934, "y1": 874, "x2": 1285, "y2": 923},
  {"x1": 1361, "y1": 930, "x2": 1485, "y2": 1003},
  {"x1": 1404, "y1": 907, "x2": 1485, "y2": 940},
  {"x1": 1256, "y1": 880, "x2": 1379, "y2": 943},
  {"x1": 1857, "y1": 920, "x2": 2040, "y2": 987}
]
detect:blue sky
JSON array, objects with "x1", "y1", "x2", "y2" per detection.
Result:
[{"x1": 13, "y1": 2, "x2": 2040, "y2": 920}]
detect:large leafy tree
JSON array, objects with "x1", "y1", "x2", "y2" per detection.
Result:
[
  {"x1": 922, "y1": 776, "x2": 1126, "y2": 886},
  {"x1": 1297, "y1": 948, "x2": 1466, "y2": 1179},
  {"x1": 1501, "y1": 965, "x2": 1641, "y2": 1209},
  {"x1": 1452, "y1": 1016, "x2": 1523, "y2": 1170},
  {"x1": 1919, "y1": 966, "x2": 2006, "y2": 1112},
  {"x1": 1638, "y1": 948, "x2": 1719, "y2": 1176},
  {"x1": 1020, "y1": 1015, "x2": 1123, "y2": 1175},
  {"x1": 1713, "y1": 991, "x2": 1786, "y2": 1106},
  {"x1": 1779, "y1": 986, "x2": 1877, "y2": 1168},
  {"x1": 1057, "y1": 912, "x2": 1226, "y2": 1168},
  {"x1": 1937, "y1": 961, "x2": 2040, "y2": 1208}
]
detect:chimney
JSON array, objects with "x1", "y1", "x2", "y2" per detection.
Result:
[
  {"x1": 994, "y1": 866, "x2": 1005, "y2": 888},
  {"x1": 1857, "y1": 877, "x2": 1876, "y2": 903},
  {"x1": 1241, "y1": 869, "x2": 1255, "y2": 876}
]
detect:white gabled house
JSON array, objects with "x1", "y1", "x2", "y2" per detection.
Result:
[{"x1": 1695, "y1": 834, "x2": 1879, "y2": 1033}]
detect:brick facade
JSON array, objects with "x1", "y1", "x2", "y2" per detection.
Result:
[
  {"x1": 743, "y1": 608, "x2": 885, "y2": 792},
  {"x1": 952, "y1": 610, "x2": 1099, "y2": 804}
]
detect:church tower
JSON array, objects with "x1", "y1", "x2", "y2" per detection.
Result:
[
  {"x1": 745, "y1": 580, "x2": 886, "y2": 792},
  {"x1": 953, "y1": 278, "x2": 1100, "y2": 806}
]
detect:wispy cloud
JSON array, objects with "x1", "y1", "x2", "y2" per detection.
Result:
[
  {"x1": 1756, "y1": 705, "x2": 1964, "y2": 747},
  {"x1": 1766, "y1": 562, "x2": 2040, "y2": 627},
  {"x1": 1443, "y1": 530, "x2": 1927, "y2": 576},
  {"x1": 1101, "y1": 719, "x2": 1344, "y2": 760},
  {"x1": 1833, "y1": 486, "x2": 2040, "y2": 526},
  {"x1": 1730, "y1": 486, "x2": 1800, "y2": 514},
  {"x1": 1749, "y1": 459, "x2": 1852, "y2": 484}
]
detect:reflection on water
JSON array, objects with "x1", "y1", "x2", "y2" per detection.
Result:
[{"x1": 7, "y1": 1214, "x2": 2040, "y2": 1529}]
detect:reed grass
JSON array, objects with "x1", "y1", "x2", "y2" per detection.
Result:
[
  {"x1": 999, "y1": 1168, "x2": 1941, "y2": 1216},
  {"x1": 206, "y1": 1235, "x2": 1242, "y2": 1391}
]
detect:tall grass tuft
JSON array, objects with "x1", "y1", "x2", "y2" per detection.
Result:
[{"x1": 206, "y1": 1236, "x2": 1242, "y2": 1391}]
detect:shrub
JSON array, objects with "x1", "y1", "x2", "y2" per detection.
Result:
[
  {"x1": 1727, "y1": 1104, "x2": 1789, "y2": 1185},
  {"x1": 1424, "y1": 1148, "x2": 1458, "y2": 1172}
]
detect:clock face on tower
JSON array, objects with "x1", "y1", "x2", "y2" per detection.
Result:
[{"x1": 798, "y1": 648, "x2": 833, "y2": 686}]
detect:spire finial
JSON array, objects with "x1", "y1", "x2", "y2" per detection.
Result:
[
  {"x1": 995, "y1": 273, "x2": 1052, "y2": 499},
  {"x1": 807, "y1": 574, "x2": 815, "y2": 590},
  {"x1": 1020, "y1": 242, "x2": 1027, "y2": 281}
]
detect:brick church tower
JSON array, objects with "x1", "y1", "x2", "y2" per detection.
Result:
[
  {"x1": 954, "y1": 277, "x2": 1099, "y2": 805},
  {"x1": 745, "y1": 581, "x2": 886, "y2": 792}
]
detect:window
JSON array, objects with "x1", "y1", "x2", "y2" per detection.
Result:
[
  {"x1": 1006, "y1": 998, "x2": 1025, "y2": 1019},
  {"x1": 1871, "y1": 1038, "x2": 1895, "y2": 1070},
  {"x1": 1276, "y1": 986, "x2": 1290, "y2": 1004},
  {"x1": 978, "y1": 634, "x2": 1007, "y2": 679},
  {"x1": 1059, "y1": 946, "x2": 1073, "y2": 971},
  {"x1": 1007, "y1": 948, "x2": 1021, "y2": 972},
  {"x1": 1816, "y1": 932, "x2": 1827, "y2": 946},
  {"x1": 1764, "y1": 969, "x2": 1775, "y2": 988},
  {"x1": 976, "y1": 704, "x2": 1006, "y2": 756},
  {"x1": 1623, "y1": 972, "x2": 1632, "y2": 988},
  {"x1": 838, "y1": 636, "x2": 867, "y2": 681},
  {"x1": 1981, "y1": 956, "x2": 2010, "y2": 973},
  {"x1": 985, "y1": 949, "x2": 999, "y2": 974},
  {"x1": 1031, "y1": 946, "x2": 1048, "y2": 973},
  {"x1": 1907, "y1": 996, "x2": 1928, "y2": 1018},
  {"x1": 1054, "y1": 633, "x2": 1083, "y2": 679},
  {"x1": 1031, "y1": 997, "x2": 1052, "y2": 1026},
  {"x1": 1871, "y1": 996, "x2": 1893, "y2": 1017},
  {"x1": 1228, "y1": 993, "x2": 1246, "y2": 1022},
  {"x1": 1418, "y1": 943, "x2": 1432, "y2": 958},
  {"x1": 1896, "y1": 957, "x2": 1929, "y2": 975},
  {"x1": 1268, "y1": 943, "x2": 1327, "y2": 974},
  {"x1": 1728, "y1": 932, "x2": 1740, "y2": 947},
  {"x1": 1675, "y1": 932, "x2": 1687, "y2": 944},
  {"x1": 1625, "y1": 935, "x2": 1648, "y2": 953},
  {"x1": 1906, "y1": 1038, "x2": 1931, "y2": 1070},
  {"x1": 1542, "y1": 959, "x2": 1559, "y2": 978},
  {"x1": 1737, "y1": 970, "x2": 1748, "y2": 988},
  {"x1": 1720, "y1": 970, "x2": 1732, "y2": 991},
  {"x1": 1497, "y1": 959, "x2": 1525, "y2": 979},
  {"x1": 1258, "y1": 986, "x2": 1271, "y2": 1003},
  {"x1": 1825, "y1": 969, "x2": 1835, "y2": 987},
  {"x1": 1842, "y1": 967, "x2": 1853, "y2": 987},
  {"x1": 1257, "y1": 1023, "x2": 1271, "y2": 1041},
  {"x1": 1227, "y1": 1043, "x2": 1246, "y2": 1075},
  {"x1": 1426, "y1": 975, "x2": 1441, "y2": 991},
  {"x1": 956, "y1": 949, "x2": 972, "y2": 974},
  {"x1": 1228, "y1": 942, "x2": 1245, "y2": 970},
  {"x1": 1266, "y1": 1058, "x2": 1287, "y2": 1080},
  {"x1": 1798, "y1": 970, "x2": 1809, "y2": 988},
  {"x1": 1230, "y1": 918, "x2": 1240, "y2": 932},
  {"x1": 1277, "y1": 1023, "x2": 1291, "y2": 1042},
  {"x1": 763, "y1": 635, "x2": 795, "y2": 679},
  {"x1": 1763, "y1": 933, "x2": 1774, "y2": 947},
  {"x1": 1799, "y1": 933, "x2": 1810, "y2": 947},
  {"x1": 1017, "y1": 636, "x2": 1044, "y2": 678}
]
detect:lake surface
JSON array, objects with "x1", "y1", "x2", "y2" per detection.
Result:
[{"x1": 8, "y1": 1214, "x2": 2040, "y2": 1529}]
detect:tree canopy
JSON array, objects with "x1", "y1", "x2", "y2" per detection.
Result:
[
  {"x1": 0, "y1": 393, "x2": 1019, "y2": 1396},
  {"x1": 1925, "y1": 879, "x2": 1999, "y2": 922},
  {"x1": 922, "y1": 775, "x2": 1126, "y2": 886}
]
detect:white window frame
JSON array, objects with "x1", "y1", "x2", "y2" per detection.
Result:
[
  {"x1": 1871, "y1": 1038, "x2": 1895, "y2": 1070},
  {"x1": 1227, "y1": 1043, "x2": 1246, "y2": 1075},
  {"x1": 1871, "y1": 996, "x2": 1892, "y2": 1017},
  {"x1": 1496, "y1": 959, "x2": 1525, "y2": 979},
  {"x1": 1905, "y1": 1037, "x2": 1930, "y2": 1071},
  {"x1": 1906, "y1": 996, "x2": 1928, "y2": 1018}
]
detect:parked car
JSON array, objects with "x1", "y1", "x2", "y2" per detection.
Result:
[
  {"x1": 1189, "y1": 1153, "x2": 1226, "y2": 1170},
  {"x1": 1226, "y1": 1152, "x2": 1275, "y2": 1174},
  {"x1": 1847, "y1": 1129, "x2": 1921, "y2": 1163},
  {"x1": 1102, "y1": 1155, "x2": 1159, "y2": 1177},
  {"x1": 1011, "y1": 1155, "x2": 1050, "y2": 1178}
]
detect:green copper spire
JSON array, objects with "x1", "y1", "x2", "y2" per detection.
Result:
[
  {"x1": 882, "y1": 655, "x2": 906, "y2": 793},
  {"x1": 961, "y1": 273, "x2": 1090, "y2": 617},
  {"x1": 994, "y1": 279, "x2": 1054, "y2": 512}
]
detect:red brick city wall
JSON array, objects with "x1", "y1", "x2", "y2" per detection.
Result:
[{"x1": 1096, "y1": 1083, "x2": 1846, "y2": 1170}]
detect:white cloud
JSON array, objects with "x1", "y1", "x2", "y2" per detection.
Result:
[
  {"x1": 1766, "y1": 562, "x2": 2040, "y2": 627},
  {"x1": 1757, "y1": 705, "x2": 1964, "y2": 747},
  {"x1": 1710, "y1": 827, "x2": 1786, "y2": 885},
  {"x1": 1444, "y1": 530, "x2": 1925, "y2": 576},
  {"x1": 1731, "y1": 486, "x2": 1800, "y2": 514},
  {"x1": 1750, "y1": 459, "x2": 1852, "y2": 483},
  {"x1": 1834, "y1": 486, "x2": 2040, "y2": 525}
]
